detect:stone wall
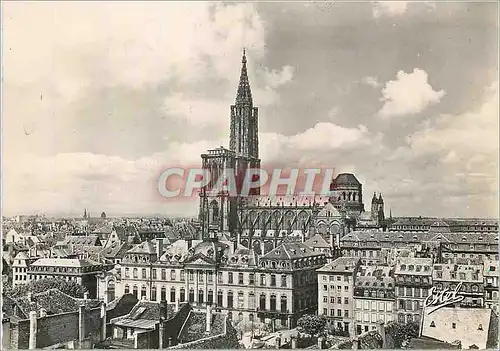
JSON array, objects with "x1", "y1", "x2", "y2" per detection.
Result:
[
  {"x1": 37, "y1": 311, "x2": 79, "y2": 348},
  {"x1": 8, "y1": 306, "x2": 103, "y2": 349},
  {"x1": 169, "y1": 314, "x2": 239, "y2": 349}
]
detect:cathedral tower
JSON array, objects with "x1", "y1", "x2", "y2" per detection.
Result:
[
  {"x1": 199, "y1": 50, "x2": 261, "y2": 236},
  {"x1": 230, "y1": 49, "x2": 260, "y2": 161}
]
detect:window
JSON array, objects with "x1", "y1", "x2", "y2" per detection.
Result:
[
  {"x1": 189, "y1": 270, "x2": 194, "y2": 281},
  {"x1": 125, "y1": 285, "x2": 130, "y2": 294},
  {"x1": 141, "y1": 286, "x2": 147, "y2": 299},
  {"x1": 478, "y1": 324, "x2": 483, "y2": 330},
  {"x1": 330, "y1": 297, "x2": 335, "y2": 303},
  {"x1": 452, "y1": 323, "x2": 456, "y2": 329},
  {"x1": 171, "y1": 270, "x2": 176, "y2": 280},
  {"x1": 152, "y1": 269, "x2": 157, "y2": 280},
  {"x1": 170, "y1": 288, "x2": 176, "y2": 302},
  {"x1": 218, "y1": 291, "x2": 223, "y2": 306},
  {"x1": 151, "y1": 286, "x2": 157, "y2": 301},
  {"x1": 271, "y1": 274, "x2": 276, "y2": 286},
  {"x1": 161, "y1": 269, "x2": 166, "y2": 280},
  {"x1": 248, "y1": 292, "x2": 255, "y2": 309},
  {"x1": 180, "y1": 270, "x2": 185, "y2": 281},
  {"x1": 249, "y1": 273, "x2": 255, "y2": 285},
  {"x1": 227, "y1": 291, "x2": 234, "y2": 308},
  {"x1": 281, "y1": 275, "x2": 287, "y2": 287},
  {"x1": 125, "y1": 268, "x2": 130, "y2": 278},
  {"x1": 324, "y1": 297, "x2": 328, "y2": 303},
  {"x1": 430, "y1": 321, "x2": 436, "y2": 327},
  {"x1": 198, "y1": 271, "x2": 204, "y2": 282},
  {"x1": 324, "y1": 308, "x2": 328, "y2": 315},
  {"x1": 228, "y1": 272, "x2": 234, "y2": 284},
  {"x1": 337, "y1": 309, "x2": 342, "y2": 317},
  {"x1": 344, "y1": 286, "x2": 349, "y2": 291},
  {"x1": 238, "y1": 273, "x2": 244, "y2": 285},
  {"x1": 260, "y1": 274, "x2": 266, "y2": 286},
  {"x1": 180, "y1": 288, "x2": 185, "y2": 302},
  {"x1": 189, "y1": 289, "x2": 194, "y2": 302},
  {"x1": 344, "y1": 276, "x2": 349, "y2": 282},
  {"x1": 330, "y1": 309, "x2": 335, "y2": 316},
  {"x1": 161, "y1": 287, "x2": 166, "y2": 301},
  {"x1": 323, "y1": 285, "x2": 328, "y2": 291},
  {"x1": 344, "y1": 310, "x2": 349, "y2": 318},
  {"x1": 198, "y1": 290, "x2": 204, "y2": 303},
  {"x1": 133, "y1": 268, "x2": 138, "y2": 278},
  {"x1": 208, "y1": 271, "x2": 213, "y2": 283},
  {"x1": 337, "y1": 297, "x2": 341, "y2": 304},
  {"x1": 218, "y1": 272, "x2": 223, "y2": 284},
  {"x1": 259, "y1": 294, "x2": 266, "y2": 310},
  {"x1": 142, "y1": 269, "x2": 146, "y2": 279},
  {"x1": 270, "y1": 295, "x2": 277, "y2": 311},
  {"x1": 336, "y1": 276, "x2": 341, "y2": 281}
]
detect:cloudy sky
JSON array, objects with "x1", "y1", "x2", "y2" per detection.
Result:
[{"x1": 3, "y1": 1, "x2": 498, "y2": 218}]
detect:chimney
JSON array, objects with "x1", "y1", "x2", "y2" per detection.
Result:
[
  {"x1": 291, "y1": 336, "x2": 297, "y2": 349},
  {"x1": 317, "y1": 336, "x2": 324, "y2": 349},
  {"x1": 29, "y1": 311, "x2": 37, "y2": 350},
  {"x1": 157, "y1": 239, "x2": 163, "y2": 261},
  {"x1": 39, "y1": 308, "x2": 47, "y2": 318},
  {"x1": 79, "y1": 304, "x2": 85, "y2": 344},
  {"x1": 206, "y1": 304, "x2": 213, "y2": 334},
  {"x1": 100, "y1": 301, "x2": 107, "y2": 342},
  {"x1": 352, "y1": 336, "x2": 359, "y2": 350},
  {"x1": 27, "y1": 292, "x2": 33, "y2": 302},
  {"x1": 377, "y1": 320, "x2": 386, "y2": 348},
  {"x1": 275, "y1": 333, "x2": 282, "y2": 349},
  {"x1": 84, "y1": 292, "x2": 89, "y2": 300}
]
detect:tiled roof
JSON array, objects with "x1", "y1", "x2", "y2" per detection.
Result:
[
  {"x1": 394, "y1": 257, "x2": 432, "y2": 275},
  {"x1": 262, "y1": 242, "x2": 320, "y2": 260},
  {"x1": 304, "y1": 234, "x2": 330, "y2": 249},
  {"x1": 31, "y1": 257, "x2": 102, "y2": 268},
  {"x1": 332, "y1": 173, "x2": 361, "y2": 186},
  {"x1": 63, "y1": 235, "x2": 101, "y2": 246},
  {"x1": 15, "y1": 289, "x2": 100, "y2": 317},
  {"x1": 111, "y1": 300, "x2": 175, "y2": 329},
  {"x1": 126, "y1": 241, "x2": 156, "y2": 255},
  {"x1": 317, "y1": 257, "x2": 360, "y2": 273},
  {"x1": 432, "y1": 264, "x2": 483, "y2": 282}
]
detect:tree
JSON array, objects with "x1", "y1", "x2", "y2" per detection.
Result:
[
  {"x1": 297, "y1": 314, "x2": 327, "y2": 337},
  {"x1": 385, "y1": 321, "x2": 419, "y2": 348},
  {"x1": 4, "y1": 277, "x2": 88, "y2": 299}
]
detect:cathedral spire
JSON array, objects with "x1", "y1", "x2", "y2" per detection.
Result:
[{"x1": 235, "y1": 48, "x2": 252, "y2": 105}]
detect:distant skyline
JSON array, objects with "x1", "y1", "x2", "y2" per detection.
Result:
[{"x1": 3, "y1": 2, "x2": 498, "y2": 218}]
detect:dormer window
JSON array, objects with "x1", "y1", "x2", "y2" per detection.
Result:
[
  {"x1": 478, "y1": 324, "x2": 483, "y2": 331},
  {"x1": 430, "y1": 321, "x2": 436, "y2": 327}
]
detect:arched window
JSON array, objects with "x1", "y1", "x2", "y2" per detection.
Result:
[
  {"x1": 198, "y1": 289, "x2": 204, "y2": 304},
  {"x1": 141, "y1": 286, "x2": 147, "y2": 299},
  {"x1": 210, "y1": 200, "x2": 219, "y2": 223},
  {"x1": 180, "y1": 288, "x2": 185, "y2": 302},
  {"x1": 227, "y1": 291, "x2": 234, "y2": 308},
  {"x1": 132, "y1": 285, "x2": 138, "y2": 299},
  {"x1": 189, "y1": 288, "x2": 194, "y2": 302},
  {"x1": 133, "y1": 268, "x2": 138, "y2": 278},
  {"x1": 248, "y1": 292, "x2": 255, "y2": 309},
  {"x1": 217, "y1": 290, "x2": 223, "y2": 307},
  {"x1": 170, "y1": 287, "x2": 176, "y2": 302},
  {"x1": 151, "y1": 286, "x2": 157, "y2": 301},
  {"x1": 281, "y1": 295, "x2": 287, "y2": 313},
  {"x1": 107, "y1": 280, "x2": 115, "y2": 302},
  {"x1": 124, "y1": 284, "x2": 130, "y2": 294},
  {"x1": 260, "y1": 294, "x2": 266, "y2": 310},
  {"x1": 430, "y1": 321, "x2": 436, "y2": 327},
  {"x1": 238, "y1": 312, "x2": 243, "y2": 322},
  {"x1": 208, "y1": 289, "x2": 214, "y2": 304},
  {"x1": 161, "y1": 287, "x2": 167, "y2": 301}
]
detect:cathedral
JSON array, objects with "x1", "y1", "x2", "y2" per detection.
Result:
[{"x1": 198, "y1": 51, "x2": 386, "y2": 250}]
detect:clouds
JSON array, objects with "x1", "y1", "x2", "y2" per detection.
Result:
[
  {"x1": 372, "y1": 1, "x2": 408, "y2": 18},
  {"x1": 378, "y1": 69, "x2": 446, "y2": 118},
  {"x1": 2, "y1": 2, "x2": 497, "y2": 218}
]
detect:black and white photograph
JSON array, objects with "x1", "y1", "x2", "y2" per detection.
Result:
[{"x1": 1, "y1": 1, "x2": 499, "y2": 350}]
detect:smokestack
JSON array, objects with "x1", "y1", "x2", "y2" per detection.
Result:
[
  {"x1": 29, "y1": 311, "x2": 37, "y2": 349},
  {"x1": 377, "y1": 320, "x2": 386, "y2": 348},
  {"x1": 206, "y1": 304, "x2": 212, "y2": 334},
  {"x1": 157, "y1": 239, "x2": 163, "y2": 261}
]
